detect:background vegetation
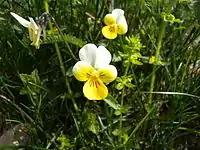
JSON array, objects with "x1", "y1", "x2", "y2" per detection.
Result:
[{"x1": 0, "y1": 0, "x2": 200, "y2": 149}]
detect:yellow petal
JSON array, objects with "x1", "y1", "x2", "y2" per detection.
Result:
[
  {"x1": 102, "y1": 25, "x2": 117, "y2": 39},
  {"x1": 97, "y1": 65, "x2": 117, "y2": 83},
  {"x1": 104, "y1": 14, "x2": 116, "y2": 25},
  {"x1": 31, "y1": 27, "x2": 42, "y2": 49},
  {"x1": 31, "y1": 38, "x2": 40, "y2": 49},
  {"x1": 83, "y1": 78, "x2": 108, "y2": 100},
  {"x1": 28, "y1": 27, "x2": 34, "y2": 41},
  {"x1": 73, "y1": 61, "x2": 94, "y2": 81},
  {"x1": 117, "y1": 24, "x2": 127, "y2": 35}
]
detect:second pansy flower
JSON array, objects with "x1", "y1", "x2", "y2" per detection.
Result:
[
  {"x1": 102, "y1": 9, "x2": 128, "y2": 39},
  {"x1": 73, "y1": 44, "x2": 117, "y2": 100},
  {"x1": 10, "y1": 12, "x2": 42, "y2": 49}
]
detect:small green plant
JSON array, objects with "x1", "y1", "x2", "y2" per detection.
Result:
[
  {"x1": 120, "y1": 34, "x2": 145, "y2": 65},
  {"x1": 57, "y1": 135, "x2": 74, "y2": 150}
]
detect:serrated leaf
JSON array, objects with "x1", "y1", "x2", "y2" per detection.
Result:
[{"x1": 43, "y1": 34, "x2": 86, "y2": 47}]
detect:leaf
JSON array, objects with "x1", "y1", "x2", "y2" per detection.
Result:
[
  {"x1": 115, "y1": 83, "x2": 124, "y2": 90},
  {"x1": 114, "y1": 105, "x2": 131, "y2": 116},
  {"x1": 104, "y1": 98, "x2": 120, "y2": 110},
  {"x1": 43, "y1": 34, "x2": 86, "y2": 47},
  {"x1": 112, "y1": 129, "x2": 121, "y2": 136},
  {"x1": 57, "y1": 135, "x2": 74, "y2": 150},
  {"x1": 85, "y1": 113, "x2": 100, "y2": 135},
  {"x1": 19, "y1": 70, "x2": 47, "y2": 105}
]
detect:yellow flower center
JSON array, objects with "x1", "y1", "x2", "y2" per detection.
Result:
[
  {"x1": 87, "y1": 71, "x2": 101, "y2": 88},
  {"x1": 108, "y1": 25, "x2": 117, "y2": 33},
  {"x1": 90, "y1": 71, "x2": 99, "y2": 81}
]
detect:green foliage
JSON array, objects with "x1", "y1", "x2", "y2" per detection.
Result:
[
  {"x1": 161, "y1": 12, "x2": 182, "y2": 24},
  {"x1": 44, "y1": 34, "x2": 86, "y2": 48},
  {"x1": 120, "y1": 34, "x2": 145, "y2": 65},
  {"x1": 115, "y1": 76, "x2": 134, "y2": 90},
  {"x1": 57, "y1": 135, "x2": 74, "y2": 150},
  {"x1": 19, "y1": 70, "x2": 47, "y2": 103},
  {"x1": 82, "y1": 113, "x2": 100, "y2": 135},
  {"x1": 1, "y1": 0, "x2": 200, "y2": 149}
]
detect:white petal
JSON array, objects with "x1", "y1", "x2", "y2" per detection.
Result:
[
  {"x1": 29, "y1": 17, "x2": 39, "y2": 30},
  {"x1": 10, "y1": 12, "x2": 30, "y2": 28},
  {"x1": 117, "y1": 15, "x2": 128, "y2": 33},
  {"x1": 95, "y1": 46, "x2": 111, "y2": 69},
  {"x1": 79, "y1": 43, "x2": 98, "y2": 67},
  {"x1": 112, "y1": 9, "x2": 124, "y2": 21}
]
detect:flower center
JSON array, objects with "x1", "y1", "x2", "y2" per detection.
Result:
[
  {"x1": 87, "y1": 71, "x2": 101, "y2": 88},
  {"x1": 90, "y1": 71, "x2": 99, "y2": 81},
  {"x1": 109, "y1": 24, "x2": 117, "y2": 33}
]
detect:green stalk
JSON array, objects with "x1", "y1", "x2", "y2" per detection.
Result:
[
  {"x1": 125, "y1": 105, "x2": 156, "y2": 145},
  {"x1": 110, "y1": 0, "x2": 114, "y2": 11},
  {"x1": 148, "y1": 21, "x2": 166, "y2": 109},
  {"x1": 119, "y1": 63, "x2": 130, "y2": 142},
  {"x1": 148, "y1": 0, "x2": 177, "y2": 109},
  {"x1": 44, "y1": 0, "x2": 76, "y2": 60},
  {"x1": 119, "y1": 87, "x2": 125, "y2": 142},
  {"x1": 180, "y1": 49, "x2": 192, "y2": 88},
  {"x1": 50, "y1": 17, "x2": 76, "y2": 60},
  {"x1": 44, "y1": 0, "x2": 78, "y2": 112},
  {"x1": 31, "y1": 0, "x2": 38, "y2": 16}
]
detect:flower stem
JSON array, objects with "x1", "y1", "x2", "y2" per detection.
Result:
[
  {"x1": 44, "y1": 0, "x2": 78, "y2": 112},
  {"x1": 119, "y1": 87, "x2": 125, "y2": 142},
  {"x1": 119, "y1": 63, "x2": 130, "y2": 142},
  {"x1": 148, "y1": 0, "x2": 177, "y2": 109},
  {"x1": 148, "y1": 21, "x2": 166, "y2": 110},
  {"x1": 180, "y1": 48, "x2": 192, "y2": 88},
  {"x1": 44, "y1": 0, "x2": 76, "y2": 60}
]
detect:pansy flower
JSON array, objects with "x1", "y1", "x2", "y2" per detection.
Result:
[
  {"x1": 102, "y1": 9, "x2": 128, "y2": 39},
  {"x1": 73, "y1": 44, "x2": 117, "y2": 100},
  {"x1": 10, "y1": 12, "x2": 42, "y2": 49}
]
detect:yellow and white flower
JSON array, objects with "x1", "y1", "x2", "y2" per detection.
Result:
[
  {"x1": 102, "y1": 9, "x2": 128, "y2": 39},
  {"x1": 73, "y1": 44, "x2": 117, "y2": 100},
  {"x1": 10, "y1": 12, "x2": 42, "y2": 49}
]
